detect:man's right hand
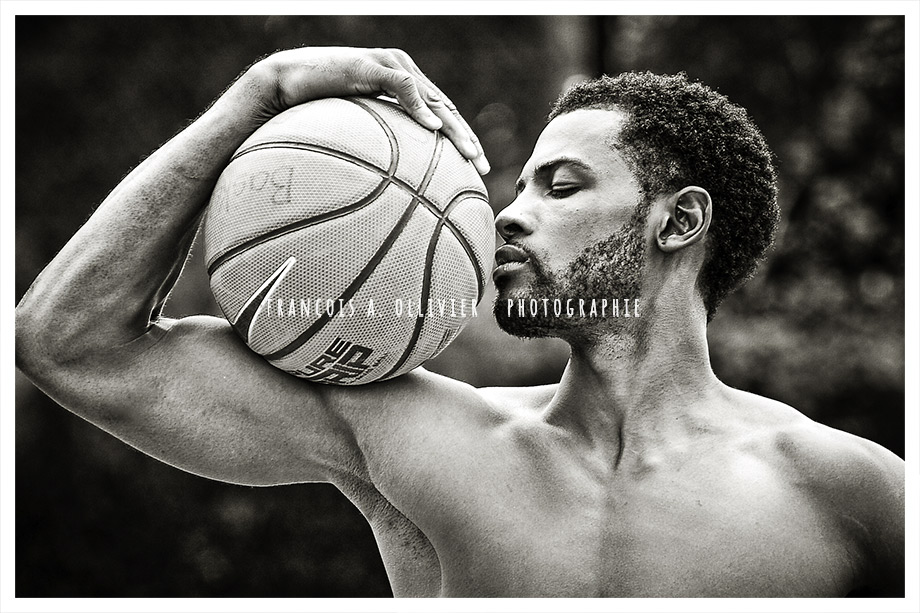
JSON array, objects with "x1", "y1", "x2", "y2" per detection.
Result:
[{"x1": 233, "y1": 47, "x2": 489, "y2": 174}]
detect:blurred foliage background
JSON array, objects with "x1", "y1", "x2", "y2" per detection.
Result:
[{"x1": 15, "y1": 15, "x2": 905, "y2": 597}]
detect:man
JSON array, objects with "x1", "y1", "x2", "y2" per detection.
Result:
[{"x1": 15, "y1": 46, "x2": 904, "y2": 597}]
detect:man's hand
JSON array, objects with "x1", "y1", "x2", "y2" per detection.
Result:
[{"x1": 238, "y1": 47, "x2": 490, "y2": 174}]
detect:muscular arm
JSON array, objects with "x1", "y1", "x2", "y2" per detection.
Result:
[
  {"x1": 15, "y1": 47, "x2": 488, "y2": 487},
  {"x1": 784, "y1": 422, "x2": 906, "y2": 596},
  {"x1": 847, "y1": 437, "x2": 905, "y2": 596}
]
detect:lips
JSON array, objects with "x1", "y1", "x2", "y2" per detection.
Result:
[
  {"x1": 494, "y1": 244, "x2": 530, "y2": 266},
  {"x1": 492, "y1": 244, "x2": 531, "y2": 283}
]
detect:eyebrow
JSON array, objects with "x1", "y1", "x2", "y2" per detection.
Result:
[{"x1": 515, "y1": 157, "x2": 593, "y2": 195}]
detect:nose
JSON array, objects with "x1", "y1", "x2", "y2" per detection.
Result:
[{"x1": 495, "y1": 198, "x2": 533, "y2": 241}]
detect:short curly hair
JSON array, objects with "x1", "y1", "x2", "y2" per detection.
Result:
[{"x1": 549, "y1": 72, "x2": 779, "y2": 319}]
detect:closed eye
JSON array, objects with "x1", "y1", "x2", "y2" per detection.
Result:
[{"x1": 548, "y1": 184, "x2": 580, "y2": 198}]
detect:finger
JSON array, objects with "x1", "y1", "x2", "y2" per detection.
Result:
[
  {"x1": 425, "y1": 87, "x2": 490, "y2": 174},
  {"x1": 424, "y1": 89, "x2": 488, "y2": 169},
  {"x1": 438, "y1": 94, "x2": 490, "y2": 175},
  {"x1": 372, "y1": 66, "x2": 443, "y2": 131},
  {"x1": 389, "y1": 51, "x2": 490, "y2": 174},
  {"x1": 383, "y1": 70, "x2": 484, "y2": 170}
]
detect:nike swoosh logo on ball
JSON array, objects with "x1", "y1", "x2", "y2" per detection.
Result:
[{"x1": 231, "y1": 257, "x2": 297, "y2": 343}]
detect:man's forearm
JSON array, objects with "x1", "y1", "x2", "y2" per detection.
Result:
[{"x1": 16, "y1": 68, "x2": 270, "y2": 362}]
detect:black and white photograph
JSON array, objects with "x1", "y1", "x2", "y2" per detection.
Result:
[{"x1": 4, "y1": 5, "x2": 918, "y2": 611}]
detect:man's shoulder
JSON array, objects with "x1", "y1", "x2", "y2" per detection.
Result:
[
  {"x1": 721, "y1": 389, "x2": 904, "y2": 594},
  {"x1": 728, "y1": 388, "x2": 903, "y2": 541},
  {"x1": 729, "y1": 389, "x2": 903, "y2": 494},
  {"x1": 765, "y1": 406, "x2": 901, "y2": 497}
]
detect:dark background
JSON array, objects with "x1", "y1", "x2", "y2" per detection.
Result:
[{"x1": 15, "y1": 16, "x2": 905, "y2": 597}]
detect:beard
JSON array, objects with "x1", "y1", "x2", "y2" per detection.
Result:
[{"x1": 493, "y1": 203, "x2": 648, "y2": 341}]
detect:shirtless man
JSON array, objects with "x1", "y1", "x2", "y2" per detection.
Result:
[{"x1": 15, "y1": 47, "x2": 904, "y2": 597}]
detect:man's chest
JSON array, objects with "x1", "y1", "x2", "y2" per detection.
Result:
[
  {"x1": 436, "y1": 489, "x2": 852, "y2": 595},
  {"x1": 368, "y1": 443, "x2": 859, "y2": 597}
]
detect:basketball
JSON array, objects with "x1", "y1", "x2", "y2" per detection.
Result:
[{"x1": 202, "y1": 97, "x2": 494, "y2": 385}]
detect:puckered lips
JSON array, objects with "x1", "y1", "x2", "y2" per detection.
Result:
[{"x1": 493, "y1": 244, "x2": 530, "y2": 281}]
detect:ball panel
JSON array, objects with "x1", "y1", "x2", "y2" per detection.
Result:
[
  {"x1": 236, "y1": 98, "x2": 394, "y2": 172},
  {"x1": 427, "y1": 224, "x2": 481, "y2": 309},
  {"x1": 385, "y1": 224, "x2": 480, "y2": 380},
  {"x1": 417, "y1": 137, "x2": 487, "y2": 211},
  {"x1": 204, "y1": 149, "x2": 385, "y2": 270},
  {"x1": 356, "y1": 98, "x2": 441, "y2": 190},
  {"x1": 443, "y1": 196, "x2": 497, "y2": 299}
]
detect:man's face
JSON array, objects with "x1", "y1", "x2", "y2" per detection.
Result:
[{"x1": 492, "y1": 108, "x2": 648, "y2": 339}]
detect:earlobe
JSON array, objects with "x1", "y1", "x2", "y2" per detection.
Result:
[{"x1": 656, "y1": 186, "x2": 712, "y2": 253}]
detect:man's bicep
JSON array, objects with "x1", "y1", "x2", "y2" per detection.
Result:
[
  {"x1": 823, "y1": 431, "x2": 906, "y2": 595},
  {"x1": 52, "y1": 315, "x2": 367, "y2": 487},
  {"x1": 859, "y1": 441, "x2": 905, "y2": 595}
]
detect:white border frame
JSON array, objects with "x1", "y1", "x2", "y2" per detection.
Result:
[{"x1": 2, "y1": 3, "x2": 917, "y2": 612}]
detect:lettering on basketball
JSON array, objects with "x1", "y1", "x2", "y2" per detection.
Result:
[
  {"x1": 269, "y1": 166, "x2": 294, "y2": 205},
  {"x1": 292, "y1": 338, "x2": 379, "y2": 384},
  {"x1": 228, "y1": 166, "x2": 293, "y2": 205}
]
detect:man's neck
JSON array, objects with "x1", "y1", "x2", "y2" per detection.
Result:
[{"x1": 543, "y1": 300, "x2": 729, "y2": 467}]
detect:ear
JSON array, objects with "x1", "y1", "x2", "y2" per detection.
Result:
[{"x1": 655, "y1": 186, "x2": 712, "y2": 253}]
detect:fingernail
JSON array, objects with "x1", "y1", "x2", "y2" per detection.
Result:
[{"x1": 474, "y1": 155, "x2": 491, "y2": 175}]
